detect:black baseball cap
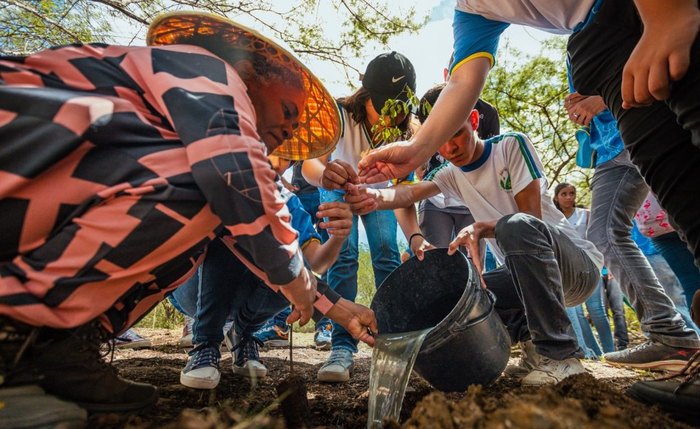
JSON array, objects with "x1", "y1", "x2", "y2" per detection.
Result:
[{"x1": 361, "y1": 51, "x2": 417, "y2": 114}]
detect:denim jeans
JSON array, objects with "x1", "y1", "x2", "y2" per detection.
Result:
[
  {"x1": 653, "y1": 232, "x2": 700, "y2": 310},
  {"x1": 484, "y1": 213, "x2": 599, "y2": 360},
  {"x1": 602, "y1": 274, "x2": 630, "y2": 350},
  {"x1": 418, "y1": 200, "x2": 474, "y2": 258},
  {"x1": 566, "y1": 306, "x2": 600, "y2": 358},
  {"x1": 320, "y1": 189, "x2": 400, "y2": 353},
  {"x1": 567, "y1": 281, "x2": 616, "y2": 357},
  {"x1": 585, "y1": 151, "x2": 699, "y2": 348},
  {"x1": 297, "y1": 191, "x2": 329, "y2": 243},
  {"x1": 170, "y1": 238, "x2": 288, "y2": 344},
  {"x1": 569, "y1": 0, "x2": 700, "y2": 272},
  {"x1": 647, "y1": 253, "x2": 700, "y2": 336}
]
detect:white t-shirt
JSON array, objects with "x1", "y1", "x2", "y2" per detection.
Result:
[
  {"x1": 329, "y1": 106, "x2": 390, "y2": 189},
  {"x1": 430, "y1": 133, "x2": 604, "y2": 270},
  {"x1": 455, "y1": 0, "x2": 596, "y2": 34},
  {"x1": 566, "y1": 207, "x2": 589, "y2": 240}
]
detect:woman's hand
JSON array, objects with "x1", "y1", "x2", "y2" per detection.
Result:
[{"x1": 565, "y1": 93, "x2": 607, "y2": 126}]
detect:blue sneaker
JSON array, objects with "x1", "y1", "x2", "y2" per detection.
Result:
[
  {"x1": 252, "y1": 319, "x2": 289, "y2": 348},
  {"x1": 317, "y1": 348, "x2": 353, "y2": 383},
  {"x1": 180, "y1": 343, "x2": 221, "y2": 389},
  {"x1": 314, "y1": 323, "x2": 332, "y2": 351}
]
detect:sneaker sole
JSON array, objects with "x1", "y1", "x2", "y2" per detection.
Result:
[
  {"x1": 262, "y1": 339, "x2": 289, "y2": 348},
  {"x1": 232, "y1": 365, "x2": 267, "y2": 378},
  {"x1": 604, "y1": 359, "x2": 689, "y2": 373},
  {"x1": 180, "y1": 371, "x2": 220, "y2": 390},
  {"x1": 115, "y1": 340, "x2": 152, "y2": 350},
  {"x1": 314, "y1": 342, "x2": 332, "y2": 351},
  {"x1": 317, "y1": 370, "x2": 350, "y2": 383}
]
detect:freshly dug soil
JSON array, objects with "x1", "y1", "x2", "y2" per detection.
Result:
[{"x1": 90, "y1": 329, "x2": 696, "y2": 429}]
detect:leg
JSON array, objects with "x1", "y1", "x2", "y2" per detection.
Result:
[
  {"x1": 586, "y1": 153, "x2": 698, "y2": 347},
  {"x1": 575, "y1": 304, "x2": 603, "y2": 357},
  {"x1": 419, "y1": 206, "x2": 459, "y2": 248},
  {"x1": 566, "y1": 305, "x2": 598, "y2": 359},
  {"x1": 320, "y1": 189, "x2": 360, "y2": 354},
  {"x1": 585, "y1": 281, "x2": 616, "y2": 353},
  {"x1": 363, "y1": 209, "x2": 401, "y2": 288},
  {"x1": 603, "y1": 274, "x2": 630, "y2": 350},
  {"x1": 647, "y1": 253, "x2": 700, "y2": 336},
  {"x1": 653, "y1": 232, "x2": 700, "y2": 309},
  {"x1": 494, "y1": 213, "x2": 599, "y2": 360}
]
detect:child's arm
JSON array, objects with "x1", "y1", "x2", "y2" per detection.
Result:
[
  {"x1": 302, "y1": 202, "x2": 352, "y2": 274},
  {"x1": 623, "y1": 0, "x2": 700, "y2": 108},
  {"x1": 345, "y1": 181, "x2": 441, "y2": 214},
  {"x1": 393, "y1": 204, "x2": 435, "y2": 261}
]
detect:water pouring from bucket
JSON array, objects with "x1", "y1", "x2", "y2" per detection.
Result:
[{"x1": 367, "y1": 249, "x2": 511, "y2": 426}]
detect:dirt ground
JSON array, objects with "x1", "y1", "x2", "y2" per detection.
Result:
[{"x1": 94, "y1": 328, "x2": 698, "y2": 429}]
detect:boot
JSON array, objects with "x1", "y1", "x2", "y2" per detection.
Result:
[{"x1": 27, "y1": 321, "x2": 158, "y2": 413}]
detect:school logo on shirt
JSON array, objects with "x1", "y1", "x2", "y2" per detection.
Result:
[{"x1": 499, "y1": 169, "x2": 512, "y2": 191}]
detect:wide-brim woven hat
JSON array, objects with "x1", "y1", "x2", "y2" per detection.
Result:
[{"x1": 147, "y1": 11, "x2": 340, "y2": 160}]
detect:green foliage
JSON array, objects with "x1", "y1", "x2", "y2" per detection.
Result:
[
  {"x1": 136, "y1": 298, "x2": 185, "y2": 330},
  {"x1": 482, "y1": 37, "x2": 594, "y2": 206},
  {"x1": 0, "y1": 0, "x2": 426, "y2": 85},
  {"x1": 370, "y1": 87, "x2": 420, "y2": 145}
]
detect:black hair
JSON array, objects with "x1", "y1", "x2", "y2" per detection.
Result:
[
  {"x1": 337, "y1": 87, "x2": 413, "y2": 139},
  {"x1": 552, "y1": 182, "x2": 575, "y2": 211},
  {"x1": 418, "y1": 83, "x2": 446, "y2": 124}
]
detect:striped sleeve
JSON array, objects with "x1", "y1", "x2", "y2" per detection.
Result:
[
  {"x1": 130, "y1": 46, "x2": 302, "y2": 285},
  {"x1": 502, "y1": 133, "x2": 544, "y2": 196},
  {"x1": 451, "y1": 10, "x2": 510, "y2": 75}
]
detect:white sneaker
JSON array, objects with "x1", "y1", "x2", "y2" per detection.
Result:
[
  {"x1": 229, "y1": 330, "x2": 268, "y2": 378},
  {"x1": 178, "y1": 316, "x2": 194, "y2": 348},
  {"x1": 317, "y1": 349, "x2": 354, "y2": 383},
  {"x1": 521, "y1": 356, "x2": 586, "y2": 386},
  {"x1": 504, "y1": 340, "x2": 542, "y2": 378},
  {"x1": 180, "y1": 343, "x2": 221, "y2": 389}
]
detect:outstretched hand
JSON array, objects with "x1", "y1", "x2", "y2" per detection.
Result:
[
  {"x1": 358, "y1": 140, "x2": 424, "y2": 184},
  {"x1": 322, "y1": 160, "x2": 359, "y2": 190},
  {"x1": 448, "y1": 221, "x2": 496, "y2": 288}
]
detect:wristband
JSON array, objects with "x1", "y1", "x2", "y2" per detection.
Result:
[{"x1": 409, "y1": 232, "x2": 424, "y2": 248}]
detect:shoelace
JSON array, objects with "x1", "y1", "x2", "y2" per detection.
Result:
[
  {"x1": 232, "y1": 336, "x2": 264, "y2": 362},
  {"x1": 657, "y1": 350, "x2": 700, "y2": 393},
  {"x1": 326, "y1": 349, "x2": 351, "y2": 366},
  {"x1": 188, "y1": 344, "x2": 220, "y2": 369}
]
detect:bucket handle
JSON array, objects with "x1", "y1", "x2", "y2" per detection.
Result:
[{"x1": 420, "y1": 289, "x2": 497, "y2": 355}]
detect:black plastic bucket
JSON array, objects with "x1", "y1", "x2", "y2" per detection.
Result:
[{"x1": 370, "y1": 248, "x2": 511, "y2": 392}]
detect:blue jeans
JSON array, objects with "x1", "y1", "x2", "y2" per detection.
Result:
[
  {"x1": 646, "y1": 253, "x2": 700, "y2": 336},
  {"x1": 566, "y1": 306, "x2": 600, "y2": 358},
  {"x1": 169, "y1": 238, "x2": 288, "y2": 344},
  {"x1": 652, "y1": 232, "x2": 700, "y2": 310},
  {"x1": 297, "y1": 191, "x2": 329, "y2": 243},
  {"x1": 602, "y1": 274, "x2": 630, "y2": 350},
  {"x1": 586, "y1": 151, "x2": 700, "y2": 348},
  {"x1": 320, "y1": 189, "x2": 400, "y2": 353}
]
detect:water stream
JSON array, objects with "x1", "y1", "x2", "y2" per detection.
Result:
[{"x1": 367, "y1": 328, "x2": 432, "y2": 428}]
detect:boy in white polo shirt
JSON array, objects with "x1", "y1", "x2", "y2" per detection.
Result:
[{"x1": 347, "y1": 83, "x2": 605, "y2": 385}]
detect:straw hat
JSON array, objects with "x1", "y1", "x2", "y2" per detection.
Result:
[{"x1": 147, "y1": 11, "x2": 340, "y2": 161}]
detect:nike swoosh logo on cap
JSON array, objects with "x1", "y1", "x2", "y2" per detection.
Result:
[{"x1": 391, "y1": 75, "x2": 405, "y2": 83}]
